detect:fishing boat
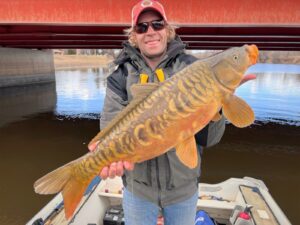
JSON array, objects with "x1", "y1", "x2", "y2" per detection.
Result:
[{"x1": 27, "y1": 176, "x2": 291, "y2": 225}]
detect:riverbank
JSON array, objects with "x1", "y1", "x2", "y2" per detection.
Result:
[
  {"x1": 54, "y1": 55, "x2": 113, "y2": 70},
  {"x1": 194, "y1": 50, "x2": 300, "y2": 64},
  {"x1": 54, "y1": 50, "x2": 300, "y2": 71},
  {"x1": 259, "y1": 51, "x2": 300, "y2": 64}
]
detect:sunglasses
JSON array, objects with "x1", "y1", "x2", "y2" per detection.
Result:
[{"x1": 134, "y1": 20, "x2": 166, "y2": 34}]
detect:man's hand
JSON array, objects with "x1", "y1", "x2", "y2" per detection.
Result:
[
  {"x1": 239, "y1": 74, "x2": 256, "y2": 86},
  {"x1": 88, "y1": 141, "x2": 135, "y2": 179}
]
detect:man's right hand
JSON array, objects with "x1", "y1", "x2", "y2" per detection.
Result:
[{"x1": 88, "y1": 141, "x2": 135, "y2": 179}]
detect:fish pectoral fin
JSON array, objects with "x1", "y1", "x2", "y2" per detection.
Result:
[
  {"x1": 222, "y1": 94, "x2": 255, "y2": 128},
  {"x1": 211, "y1": 111, "x2": 222, "y2": 122},
  {"x1": 130, "y1": 83, "x2": 160, "y2": 100},
  {"x1": 175, "y1": 136, "x2": 198, "y2": 169}
]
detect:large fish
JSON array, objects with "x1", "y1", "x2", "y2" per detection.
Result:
[{"x1": 34, "y1": 44, "x2": 259, "y2": 219}]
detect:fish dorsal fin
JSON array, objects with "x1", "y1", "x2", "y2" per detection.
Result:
[
  {"x1": 89, "y1": 83, "x2": 160, "y2": 146},
  {"x1": 211, "y1": 111, "x2": 222, "y2": 122},
  {"x1": 222, "y1": 94, "x2": 255, "y2": 128},
  {"x1": 175, "y1": 136, "x2": 198, "y2": 169}
]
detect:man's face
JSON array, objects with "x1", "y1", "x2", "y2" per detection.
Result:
[{"x1": 135, "y1": 11, "x2": 168, "y2": 59}]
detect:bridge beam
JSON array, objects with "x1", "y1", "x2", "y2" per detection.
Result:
[
  {"x1": 1, "y1": 0, "x2": 299, "y2": 24},
  {"x1": 0, "y1": 0, "x2": 299, "y2": 50}
]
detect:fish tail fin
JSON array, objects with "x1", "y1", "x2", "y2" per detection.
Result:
[
  {"x1": 34, "y1": 161, "x2": 93, "y2": 219},
  {"x1": 34, "y1": 163, "x2": 73, "y2": 195},
  {"x1": 61, "y1": 174, "x2": 93, "y2": 219}
]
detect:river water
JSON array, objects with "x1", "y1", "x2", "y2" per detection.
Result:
[{"x1": 0, "y1": 64, "x2": 299, "y2": 224}]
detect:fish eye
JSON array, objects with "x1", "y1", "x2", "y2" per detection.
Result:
[{"x1": 233, "y1": 55, "x2": 238, "y2": 60}]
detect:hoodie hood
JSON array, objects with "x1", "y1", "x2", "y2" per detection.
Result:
[{"x1": 114, "y1": 35, "x2": 186, "y2": 67}]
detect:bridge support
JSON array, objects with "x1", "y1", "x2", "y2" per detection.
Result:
[{"x1": 0, "y1": 48, "x2": 55, "y2": 87}]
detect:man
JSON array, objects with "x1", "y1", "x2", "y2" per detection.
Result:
[{"x1": 89, "y1": 1, "x2": 254, "y2": 224}]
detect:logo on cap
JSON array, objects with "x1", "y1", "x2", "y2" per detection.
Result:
[
  {"x1": 141, "y1": 0, "x2": 153, "y2": 7},
  {"x1": 131, "y1": 0, "x2": 167, "y2": 26}
]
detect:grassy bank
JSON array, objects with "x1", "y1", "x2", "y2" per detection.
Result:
[
  {"x1": 54, "y1": 55, "x2": 113, "y2": 70},
  {"x1": 54, "y1": 50, "x2": 300, "y2": 71},
  {"x1": 193, "y1": 50, "x2": 300, "y2": 65}
]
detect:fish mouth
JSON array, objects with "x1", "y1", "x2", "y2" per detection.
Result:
[{"x1": 246, "y1": 44, "x2": 259, "y2": 65}]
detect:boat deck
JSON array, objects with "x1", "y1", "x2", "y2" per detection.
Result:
[
  {"x1": 240, "y1": 186, "x2": 279, "y2": 225},
  {"x1": 27, "y1": 177, "x2": 291, "y2": 225}
]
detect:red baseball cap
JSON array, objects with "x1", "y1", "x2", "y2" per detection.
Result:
[{"x1": 131, "y1": 0, "x2": 168, "y2": 26}]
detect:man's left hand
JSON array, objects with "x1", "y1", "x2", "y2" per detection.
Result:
[{"x1": 239, "y1": 74, "x2": 256, "y2": 86}]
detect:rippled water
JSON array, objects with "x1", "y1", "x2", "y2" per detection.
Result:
[
  {"x1": 54, "y1": 63, "x2": 300, "y2": 126},
  {"x1": 55, "y1": 67, "x2": 107, "y2": 119},
  {"x1": 241, "y1": 64, "x2": 300, "y2": 125}
]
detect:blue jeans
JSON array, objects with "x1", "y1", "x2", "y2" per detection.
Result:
[{"x1": 123, "y1": 188, "x2": 198, "y2": 225}]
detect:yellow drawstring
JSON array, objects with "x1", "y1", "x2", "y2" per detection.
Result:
[
  {"x1": 140, "y1": 73, "x2": 149, "y2": 84},
  {"x1": 139, "y1": 69, "x2": 165, "y2": 84},
  {"x1": 155, "y1": 68, "x2": 165, "y2": 82}
]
